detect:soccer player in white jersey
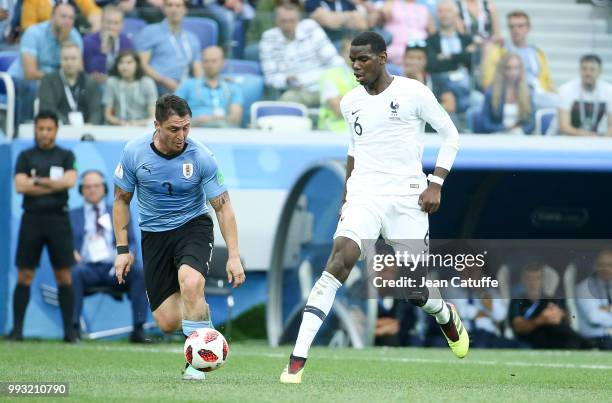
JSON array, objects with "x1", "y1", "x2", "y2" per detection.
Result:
[{"x1": 280, "y1": 31, "x2": 468, "y2": 384}]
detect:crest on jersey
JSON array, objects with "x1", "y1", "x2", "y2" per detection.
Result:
[
  {"x1": 183, "y1": 163, "x2": 193, "y2": 179},
  {"x1": 389, "y1": 100, "x2": 400, "y2": 121}
]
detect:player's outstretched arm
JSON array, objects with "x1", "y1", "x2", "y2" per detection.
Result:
[
  {"x1": 113, "y1": 185, "x2": 134, "y2": 284},
  {"x1": 209, "y1": 191, "x2": 245, "y2": 288}
]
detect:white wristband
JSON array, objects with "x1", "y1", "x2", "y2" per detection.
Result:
[{"x1": 427, "y1": 174, "x2": 444, "y2": 186}]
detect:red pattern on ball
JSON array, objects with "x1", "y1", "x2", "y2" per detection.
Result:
[
  {"x1": 204, "y1": 331, "x2": 218, "y2": 343},
  {"x1": 187, "y1": 331, "x2": 199, "y2": 340},
  {"x1": 185, "y1": 345, "x2": 193, "y2": 365},
  {"x1": 198, "y1": 349, "x2": 219, "y2": 363}
]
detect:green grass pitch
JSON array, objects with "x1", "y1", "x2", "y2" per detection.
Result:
[{"x1": 1, "y1": 341, "x2": 611, "y2": 402}]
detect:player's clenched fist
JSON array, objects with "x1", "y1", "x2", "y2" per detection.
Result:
[
  {"x1": 115, "y1": 252, "x2": 134, "y2": 285},
  {"x1": 418, "y1": 184, "x2": 442, "y2": 214},
  {"x1": 226, "y1": 256, "x2": 246, "y2": 288}
]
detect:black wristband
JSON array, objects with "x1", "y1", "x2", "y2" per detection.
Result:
[{"x1": 116, "y1": 245, "x2": 130, "y2": 255}]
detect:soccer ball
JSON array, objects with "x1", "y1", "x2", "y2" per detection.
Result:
[{"x1": 184, "y1": 328, "x2": 229, "y2": 372}]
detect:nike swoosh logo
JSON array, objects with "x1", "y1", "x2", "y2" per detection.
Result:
[{"x1": 351, "y1": 110, "x2": 360, "y2": 115}]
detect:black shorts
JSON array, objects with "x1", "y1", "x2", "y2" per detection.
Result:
[
  {"x1": 141, "y1": 214, "x2": 214, "y2": 311},
  {"x1": 15, "y1": 212, "x2": 75, "y2": 269}
]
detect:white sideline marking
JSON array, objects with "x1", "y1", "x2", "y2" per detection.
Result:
[{"x1": 77, "y1": 345, "x2": 612, "y2": 371}]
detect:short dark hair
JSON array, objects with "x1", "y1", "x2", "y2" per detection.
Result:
[
  {"x1": 507, "y1": 10, "x2": 530, "y2": 26},
  {"x1": 351, "y1": 31, "x2": 386, "y2": 53},
  {"x1": 580, "y1": 54, "x2": 602, "y2": 67},
  {"x1": 155, "y1": 94, "x2": 192, "y2": 123},
  {"x1": 109, "y1": 51, "x2": 145, "y2": 80},
  {"x1": 35, "y1": 110, "x2": 59, "y2": 127}
]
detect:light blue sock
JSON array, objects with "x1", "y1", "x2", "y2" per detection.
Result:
[{"x1": 182, "y1": 319, "x2": 214, "y2": 337}]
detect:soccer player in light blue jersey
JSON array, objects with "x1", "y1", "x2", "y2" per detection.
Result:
[{"x1": 112, "y1": 94, "x2": 245, "y2": 380}]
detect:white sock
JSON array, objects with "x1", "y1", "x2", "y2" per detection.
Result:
[
  {"x1": 421, "y1": 297, "x2": 450, "y2": 324},
  {"x1": 292, "y1": 272, "x2": 342, "y2": 358}
]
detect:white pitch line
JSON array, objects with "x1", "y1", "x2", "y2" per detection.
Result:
[{"x1": 76, "y1": 344, "x2": 612, "y2": 371}]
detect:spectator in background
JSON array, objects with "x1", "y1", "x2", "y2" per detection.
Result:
[
  {"x1": 70, "y1": 170, "x2": 149, "y2": 343},
  {"x1": 509, "y1": 263, "x2": 592, "y2": 349},
  {"x1": 260, "y1": 3, "x2": 344, "y2": 107},
  {"x1": 558, "y1": 55, "x2": 612, "y2": 137},
  {"x1": 84, "y1": 5, "x2": 134, "y2": 84},
  {"x1": 104, "y1": 50, "x2": 157, "y2": 125},
  {"x1": 382, "y1": 0, "x2": 435, "y2": 66},
  {"x1": 8, "y1": 3, "x2": 83, "y2": 124},
  {"x1": 38, "y1": 42, "x2": 103, "y2": 125},
  {"x1": 304, "y1": 0, "x2": 381, "y2": 44},
  {"x1": 575, "y1": 249, "x2": 612, "y2": 350},
  {"x1": 8, "y1": 110, "x2": 78, "y2": 342},
  {"x1": 21, "y1": 0, "x2": 102, "y2": 32},
  {"x1": 403, "y1": 41, "x2": 456, "y2": 122},
  {"x1": 244, "y1": 0, "x2": 301, "y2": 61},
  {"x1": 476, "y1": 53, "x2": 534, "y2": 134},
  {"x1": 318, "y1": 39, "x2": 358, "y2": 133},
  {"x1": 136, "y1": 0, "x2": 202, "y2": 94},
  {"x1": 456, "y1": 0, "x2": 501, "y2": 46},
  {"x1": 481, "y1": 10, "x2": 555, "y2": 109},
  {"x1": 176, "y1": 46, "x2": 243, "y2": 128},
  {"x1": 426, "y1": 0, "x2": 478, "y2": 114},
  {"x1": 191, "y1": 0, "x2": 254, "y2": 58},
  {"x1": 0, "y1": 0, "x2": 17, "y2": 50},
  {"x1": 446, "y1": 267, "x2": 526, "y2": 348}
]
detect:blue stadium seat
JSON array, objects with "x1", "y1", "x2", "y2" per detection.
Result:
[
  {"x1": 183, "y1": 17, "x2": 219, "y2": 50},
  {"x1": 222, "y1": 73, "x2": 264, "y2": 127},
  {"x1": 535, "y1": 108, "x2": 558, "y2": 135},
  {"x1": 0, "y1": 51, "x2": 17, "y2": 72},
  {"x1": 221, "y1": 59, "x2": 261, "y2": 76},
  {"x1": 122, "y1": 17, "x2": 147, "y2": 42},
  {"x1": 250, "y1": 101, "x2": 308, "y2": 128}
]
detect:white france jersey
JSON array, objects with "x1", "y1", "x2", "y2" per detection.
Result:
[{"x1": 340, "y1": 76, "x2": 457, "y2": 196}]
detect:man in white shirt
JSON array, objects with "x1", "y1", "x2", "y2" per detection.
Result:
[
  {"x1": 558, "y1": 54, "x2": 612, "y2": 137},
  {"x1": 280, "y1": 31, "x2": 465, "y2": 384},
  {"x1": 576, "y1": 249, "x2": 612, "y2": 350},
  {"x1": 259, "y1": 3, "x2": 344, "y2": 107}
]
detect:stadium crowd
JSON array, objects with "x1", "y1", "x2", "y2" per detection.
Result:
[{"x1": 0, "y1": 0, "x2": 610, "y2": 135}]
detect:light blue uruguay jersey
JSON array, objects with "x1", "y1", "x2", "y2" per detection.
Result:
[{"x1": 113, "y1": 133, "x2": 227, "y2": 232}]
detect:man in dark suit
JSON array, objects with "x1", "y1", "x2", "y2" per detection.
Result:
[
  {"x1": 38, "y1": 41, "x2": 103, "y2": 126},
  {"x1": 70, "y1": 169, "x2": 149, "y2": 343}
]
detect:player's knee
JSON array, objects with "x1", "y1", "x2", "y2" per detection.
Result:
[
  {"x1": 17, "y1": 269, "x2": 35, "y2": 285},
  {"x1": 179, "y1": 271, "x2": 204, "y2": 303}
]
